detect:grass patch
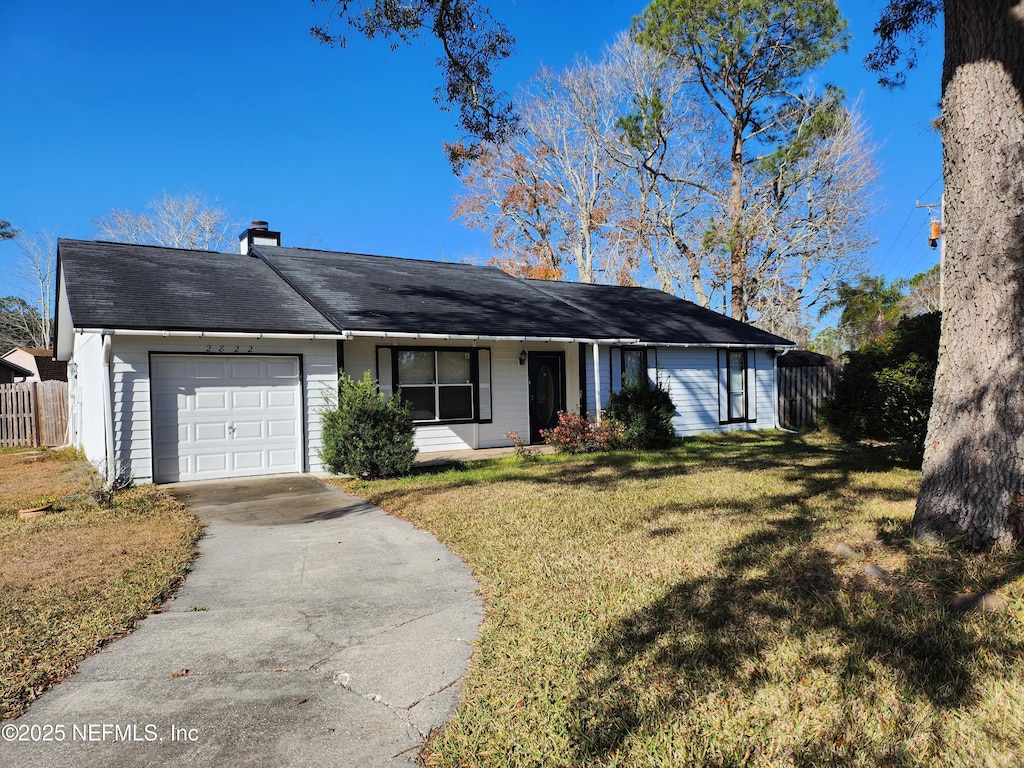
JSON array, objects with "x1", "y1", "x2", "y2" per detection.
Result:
[
  {"x1": 0, "y1": 449, "x2": 202, "y2": 719},
  {"x1": 331, "y1": 431, "x2": 1024, "y2": 767},
  {"x1": 0, "y1": 447, "x2": 95, "y2": 514}
]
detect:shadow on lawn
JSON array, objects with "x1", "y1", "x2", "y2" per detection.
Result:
[
  {"x1": 404, "y1": 433, "x2": 894, "y2": 495},
  {"x1": 569, "y1": 453, "x2": 1024, "y2": 765}
]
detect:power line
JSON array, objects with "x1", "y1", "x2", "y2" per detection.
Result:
[{"x1": 877, "y1": 175, "x2": 942, "y2": 277}]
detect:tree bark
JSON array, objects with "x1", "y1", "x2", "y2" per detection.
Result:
[
  {"x1": 729, "y1": 124, "x2": 747, "y2": 320},
  {"x1": 912, "y1": 0, "x2": 1024, "y2": 549}
]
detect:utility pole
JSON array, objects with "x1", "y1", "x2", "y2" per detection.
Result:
[{"x1": 916, "y1": 196, "x2": 945, "y2": 311}]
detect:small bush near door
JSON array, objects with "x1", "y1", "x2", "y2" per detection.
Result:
[
  {"x1": 320, "y1": 372, "x2": 417, "y2": 479},
  {"x1": 606, "y1": 381, "x2": 676, "y2": 449}
]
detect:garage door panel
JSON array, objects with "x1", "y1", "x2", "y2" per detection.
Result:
[
  {"x1": 155, "y1": 455, "x2": 188, "y2": 478},
  {"x1": 151, "y1": 355, "x2": 303, "y2": 483},
  {"x1": 267, "y1": 360, "x2": 299, "y2": 378},
  {"x1": 195, "y1": 422, "x2": 227, "y2": 441},
  {"x1": 233, "y1": 421, "x2": 264, "y2": 439},
  {"x1": 268, "y1": 420, "x2": 296, "y2": 437},
  {"x1": 152, "y1": 421, "x2": 187, "y2": 446},
  {"x1": 232, "y1": 390, "x2": 264, "y2": 408},
  {"x1": 267, "y1": 390, "x2": 296, "y2": 408},
  {"x1": 196, "y1": 454, "x2": 229, "y2": 473},
  {"x1": 268, "y1": 449, "x2": 299, "y2": 469},
  {"x1": 194, "y1": 360, "x2": 228, "y2": 378},
  {"x1": 231, "y1": 360, "x2": 263, "y2": 378},
  {"x1": 232, "y1": 451, "x2": 265, "y2": 470},
  {"x1": 154, "y1": 359, "x2": 189, "y2": 378},
  {"x1": 195, "y1": 391, "x2": 227, "y2": 410}
]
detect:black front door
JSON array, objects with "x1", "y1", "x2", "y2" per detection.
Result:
[{"x1": 528, "y1": 352, "x2": 565, "y2": 443}]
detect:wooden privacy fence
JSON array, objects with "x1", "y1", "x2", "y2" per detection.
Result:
[
  {"x1": 778, "y1": 365, "x2": 836, "y2": 429},
  {"x1": 0, "y1": 381, "x2": 68, "y2": 448}
]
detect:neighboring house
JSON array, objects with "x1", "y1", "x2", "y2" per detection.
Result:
[
  {"x1": 0, "y1": 356, "x2": 34, "y2": 385},
  {"x1": 54, "y1": 223, "x2": 795, "y2": 484},
  {"x1": 1, "y1": 348, "x2": 68, "y2": 383}
]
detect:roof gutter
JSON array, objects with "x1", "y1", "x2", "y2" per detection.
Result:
[
  {"x1": 76, "y1": 328, "x2": 793, "y2": 350},
  {"x1": 343, "y1": 329, "x2": 641, "y2": 345},
  {"x1": 636, "y1": 341, "x2": 794, "y2": 351},
  {"x1": 77, "y1": 328, "x2": 349, "y2": 341}
]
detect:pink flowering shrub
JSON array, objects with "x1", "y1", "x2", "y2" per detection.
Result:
[
  {"x1": 540, "y1": 411, "x2": 624, "y2": 454},
  {"x1": 504, "y1": 430, "x2": 531, "y2": 459}
]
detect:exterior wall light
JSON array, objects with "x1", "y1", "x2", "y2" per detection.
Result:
[{"x1": 519, "y1": 349, "x2": 527, "y2": 366}]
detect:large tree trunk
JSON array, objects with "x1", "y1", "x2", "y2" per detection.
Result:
[
  {"x1": 729, "y1": 126, "x2": 747, "y2": 320},
  {"x1": 912, "y1": 0, "x2": 1024, "y2": 549}
]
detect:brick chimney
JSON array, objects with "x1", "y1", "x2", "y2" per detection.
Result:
[{"x1": 238, "y1": 220, "x2": 281, "y2": 255}]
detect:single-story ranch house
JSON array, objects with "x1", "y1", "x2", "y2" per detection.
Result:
[{"x1": 54, "y1": 223, "x2": 795, "y2": 484}]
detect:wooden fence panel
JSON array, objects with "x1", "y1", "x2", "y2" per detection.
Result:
[
  {"x1": 779, "y1": 366, "x2": 836, "y2": 429},
  {"x1": 0, "y1": 381, "x2": 68, "y2": 448},
  {"x1": 0, "y1": 383, "x2": 37, "y2": 447},
  {"x1": 35, "y1": 380, "x2": 68, "y2": 447}
]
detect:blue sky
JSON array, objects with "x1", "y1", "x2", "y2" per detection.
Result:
[{"x1": 0, "y1": 0, "x2": 943, "y2": 304}]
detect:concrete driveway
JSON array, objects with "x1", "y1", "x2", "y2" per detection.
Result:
[{"x1": 4, "y1": 475, "x2": 481, "y2": 768}]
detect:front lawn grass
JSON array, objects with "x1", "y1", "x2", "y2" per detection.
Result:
[
  {"x1": 332, "y1": 431, "x2": 1024, "y2": 767},
  {"x1": 0, "y1": 449, "x2": 203, "y2": 719}
]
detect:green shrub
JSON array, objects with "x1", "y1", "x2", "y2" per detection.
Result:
[
  {"x1": 606, "y1": 381, "x2": 677, "y2": 449},
  {"x1": 823, "y1": 312, "x2": 940, "y2": 460},
  {"x1": 320, "y1": 371, "x2": 417, "y2": 479}
]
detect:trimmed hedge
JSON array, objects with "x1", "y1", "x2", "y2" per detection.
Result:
[
  {"x1": 320, "y1": 371, "x2": 417, "y2": 479},
  {"x1": 606, "y1": 381, "x2": 676, "y2": 450},
  {"x1": 823, "y1": 312, "x2": 940, "y2": 460}
]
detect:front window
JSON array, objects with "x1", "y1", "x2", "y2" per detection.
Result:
[
  {"x1": 727, "y1": 350, "x2": 747, "y2": 421},
  {"x1": 622, "y1": 349, "x2": 647, "y2": 387},
  {"x1": 396, "y1": 349, "x2": 474, "y2": 422}
]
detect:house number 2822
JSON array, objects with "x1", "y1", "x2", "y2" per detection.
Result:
[{"x1": 205, "y1": 345, "x2": 254, "y2": 353}]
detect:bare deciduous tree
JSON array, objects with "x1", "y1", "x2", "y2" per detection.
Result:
[
  {"x1": 599, "y1": 36, "x2": 725, "y2": 301},
  {"x1": 14, "y1": 230, "x2": 57, "y2": 349},
  {"x1": 456, "y1": 31, "x2": 876, "y2": 340},
  {"x1": 902, "y1": 263, "x2": 941, "y2": 316},
  {"x1": 0, "y1": 297, "x2": 45, "y2": 352},
  {"x1": 743, "y1": 98, "x2": 878, "y2": 336},
  {"x1": 455, "y1": 63, "x2": 623, "y2": 283},
  {"x1": 93, "y1": 192, "x2": 238, "y2": 252}
]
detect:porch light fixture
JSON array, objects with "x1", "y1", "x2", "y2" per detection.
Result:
[{"x1": 519, "y1": 349, "x2": 527, "y2": 366}]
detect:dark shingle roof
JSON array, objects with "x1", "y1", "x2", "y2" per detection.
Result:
[
  {"x1": 526, "y1": 279, "x2": 792, "y2": 346},
  {"x1": 255, "y1": 246, "x2": 632, "y2": 339},
  {"x1": 57, "y1": 239, "x2": 794, "y2": 347},
  {"x1": 32, "y1": 353, "x2": 67, "y2": 382},
  {"x1": 0, "y1": 358, "x2": 33, "y2": 378},
  {"x1": 57, "y1": 239, "x2": 338, "y2": 334}
]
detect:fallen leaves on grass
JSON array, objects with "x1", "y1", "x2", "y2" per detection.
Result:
[{"x1": 1, "y1": 477, "x2": 202, "y2": 719}]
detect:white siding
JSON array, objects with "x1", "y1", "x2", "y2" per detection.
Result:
[
  {"x1": 754, "y1": 350, "x2": 776, "y2": 428},
  {"x1": 71, "y1": 331, "x2": 784, "y2": 475},
  {"x1": 478, "y1": 343, "x2": 529, "y2": 449},
  {"x1": 107, "y1": 335, "x2": 336, "y2": 484},
  {"x1": 69, "y1": 331, "x2": 106, "y2": 468},
  {"x1": 342, "y1": 338, "x2": 578, "y2": 453},
  {"x1": 600, "y1": 346, "x2": 780, "y2": 438},
  {"x1": 657, "y1": 347, "x2": 722, "y2": 436},
  {"x1": 582, "y1": 343, "x2": 612, "y2": 416}
]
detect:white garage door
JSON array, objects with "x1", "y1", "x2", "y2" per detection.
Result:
[{"x1": 151, "y1": 355, "x2": 303, "y2": 483}]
